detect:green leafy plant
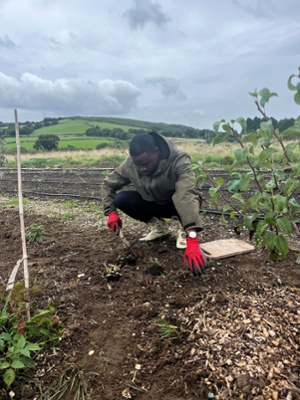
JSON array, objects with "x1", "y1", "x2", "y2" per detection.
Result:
[
  {"x1": 26, "y1": 223, "x2": 44, "y2": 243},
  {"x1": 0, "y1": 283, "x2": 63, "y2": 388},
  {"x1": 0, "y1": 292, "x2": 39, "y2": 387},
  {"x1": 196, "y1": 68, "x2": 300, "y2": 261}
]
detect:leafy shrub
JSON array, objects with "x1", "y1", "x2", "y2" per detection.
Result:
[
  {"x1": 196, "y1": 68, "x2": 300, "y2": 260},
  {"x1": 0, "y1": 284, "x2": 63, "y2": 388}
]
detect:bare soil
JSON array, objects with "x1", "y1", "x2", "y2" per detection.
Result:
[{"x1": 0, "y1": 196, "x2": 300, "y2": 400}]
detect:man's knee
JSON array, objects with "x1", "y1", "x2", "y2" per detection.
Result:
[
  {"x1": 115, "y1": 191, "x2": 142, "y2": 210},
  {"x1": 115, "y1": 192, "x2": 129, "y2": 209}
]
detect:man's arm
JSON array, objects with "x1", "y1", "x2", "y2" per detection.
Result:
[
  {"x1": 171, "y1": 153, "x2": 202, "y2": 231},
  {"x1": 102, "y1": 160, "x2": 131, "y2": 216}
]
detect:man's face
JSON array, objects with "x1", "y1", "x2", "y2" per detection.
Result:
[{"x1": 131, "y1": 148, "x2": 160, "y2": 175}]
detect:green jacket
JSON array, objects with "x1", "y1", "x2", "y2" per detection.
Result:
[{"x1": 102, "y1": 132, "x2": 202, "y2": 231}]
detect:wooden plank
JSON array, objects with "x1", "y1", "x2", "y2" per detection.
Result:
[{"x1": 201, "y1": 239, "x2": 255, "y2": 260}]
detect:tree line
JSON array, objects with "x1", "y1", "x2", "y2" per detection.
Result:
[{"x1": 0, "y1": 116, "x2": 297, "y2": 147}]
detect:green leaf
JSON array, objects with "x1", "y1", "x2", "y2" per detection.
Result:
[
  {"x1": 260, "y1": 120, "x2": 273, "y2": 138},
  {"x1": 287, "y1": 74, "x2": 297, "y2": 91},
  {"x1": 256, "y1": 221, "x2": 268, "y2": 237},
  {"x1": 0, "y1": 361, "x2": 10, "y2": 369},
  {"x1": 248, "y1": 193, "x2": 261, "y2": 209},
  {"x1": 285, "y1": 142, "x2": 298, "y2": 156},
  {"x1": 234, "y1": 147, "x2": 248, "y2": 164},
  {"x1": 0, "y1": 333, "x2": 11, "y2": 342},
  {"x1": 243, "y1": 132, "x2": 258, "y2": 146},
  {"x1": 213, "y1": 120, "x2": 224, "y2": 132},
  {"x1": 220, "y1": 213, "x2": 226, "y2": 223},
  {"x1": 272, "y1": 194, "x2": 288, "y2": 212},
  {"x1": 25, "y1": 343, "x2": 40, "y2": 351},
  {"x1": 258, "y1": 147, "x2": 278, "y2": 161},
  {"x1": 16, "y1": 335, "x2": 26, "y2": 349},
  {"x1": 214, "y1": 177, "x2": 224, "y2": 186},
  {"x1": 230, "y1": 211, "x2": 236, "y2": 219},
  {"x1": 265, "y1": 231, "x2": 276, "y2": 251},
  {"x1": 209, "y1": 187, "x2": 219, "y2": 204},
  {"x1": 244, "y1": 215, "x2": 258, "y2": 231},
  {"x1": 276, "y1": 218, "x2": 292, "y2": 236},
  {"x1": 259, "y1": 88, "x2": 278, "y2": 107},
  {"x1": 20, "y1": 348, "x2": 31, "y2": 358},
  {"x1": 265, "y1": 211, "x2": 276, "y2": 226},
  {"x1": 20, "y1": 355, "x2": 34, "y2": 367},
  {"x1": 258, "y1": 137, "x2": 271, "y2": 148},
  {"x1": 222, "y1": 204, "x2": 232, "y2": 212},
  {"x1": 281, "y1": 126, "x2": 300, "y2": 138},
  {"x1": 249, "y1": 89, "x2": 258, "y2": 98},
  {"x1": 294, "y1": 92, "x2": 300, "y2": 105},
  {"x1": 236, "y1": 117, "x2": 247, "y2": 132},
  {"x1": 11, "y1": 359, "x2": 25, "y2": 369},
  {"x1": 30, "y1": 310, "x2": 51, "y2": 321},
  {"x1": 232, "y1": 193, "x2": 244, "y2": 203},
  {"x1": 274, "y1": 236, "x2": 289, "y2": 257},
  {"x1": 222, "y1": 124, "x2": 233, "y2": 135},
  {"x1": 239, "y1": 175, "x2": 251, "y2": 191},
  {"x1": 212, "y1": 132, "x2": 228, "y2": 145},
  {"x1": 227, "y1": 179, "x2": 240, "y2": 193},
  {"x1": 4, "y1": 368, "x2": 15, "y2": 387}
]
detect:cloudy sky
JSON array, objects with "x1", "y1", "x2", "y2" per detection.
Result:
[{"x1": 0, "y1": 0, "x2": 299, "y2": 129}]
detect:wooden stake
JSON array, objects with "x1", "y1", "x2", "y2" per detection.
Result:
[{"x1": 14, "y1": 109, "x2": 31, "y2": 320}]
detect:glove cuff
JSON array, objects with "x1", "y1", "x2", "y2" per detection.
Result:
[{"x1": 186, "y1": 237, "x2": 200, "y2": 245}]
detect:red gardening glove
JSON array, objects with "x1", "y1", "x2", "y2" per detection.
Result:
[
  {"x1": 107, "y1": 211, "x2": 122, "y2": 235},
  {"x1": 184, "y1": 237, "x2": 207, "y2": 275}
]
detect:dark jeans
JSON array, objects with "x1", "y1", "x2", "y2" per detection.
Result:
[{"x1": 114, "y1": 190, "x2": 180, "y2": 223}]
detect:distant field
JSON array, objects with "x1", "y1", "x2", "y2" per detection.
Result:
[
  {"x1": 5, "y1": 137, "x2": 116, "y2": 152},
  {"x1": 31, "y1": 118, "x2": 134, "y2": 136}
]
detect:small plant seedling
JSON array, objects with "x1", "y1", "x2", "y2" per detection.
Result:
[
  {"x1": 157, "y1": 320, "x2": 178, "y2": 340},
  {"x1": 26, "y1": 223, "x2": 44, "y2": 243}
]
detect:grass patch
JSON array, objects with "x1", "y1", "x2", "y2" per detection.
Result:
[
  {"x1": 5, "y1": 140, "x2": 300, "y2": 168},
  {"x1": 31, "y1": 118, "x2": 133, "y2": 136},
  {"x1": 5, "y1": 138, "x2": 117, "y2": 152},
  {"x1": 4, "y1": 198, "x2": 29, "y2": 207}
]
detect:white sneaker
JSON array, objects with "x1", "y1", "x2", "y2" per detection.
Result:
[
  {"x1": 176, "y1": 229, "x2": 187, "y2": 250},
  {"x1": 139, "y1": 217, "x2": 170, "y2": 242}
]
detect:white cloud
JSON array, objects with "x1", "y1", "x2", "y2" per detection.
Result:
[{"x1": 0, "y1": 73, "x2": 141, "y2": 115}]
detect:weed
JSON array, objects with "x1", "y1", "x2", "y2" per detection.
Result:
[
  {"x1": 43, "y1": 362, "x2": 88, "y2": 400},
  {"x1": 0, "y1": 283, "x2": 63, "y2": 388},
  {"x1": 87, "y1": 202, "x2": 103, "y2": 212},
  {"x1": 4, "y1": 198, "x2": 28, "y2": 207},
  {"x1": 61, "y1": 212, "x2": 73, "y2": 221},
  {"x1": 65, "y1": 199, "x2": 79, "y2": 209},
  {"x1": 26, "y1": 223, "x2": 44, "y2": 244},
  {"x1": 157, "y1": 319, "x2": 178, "y2": 340}
]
